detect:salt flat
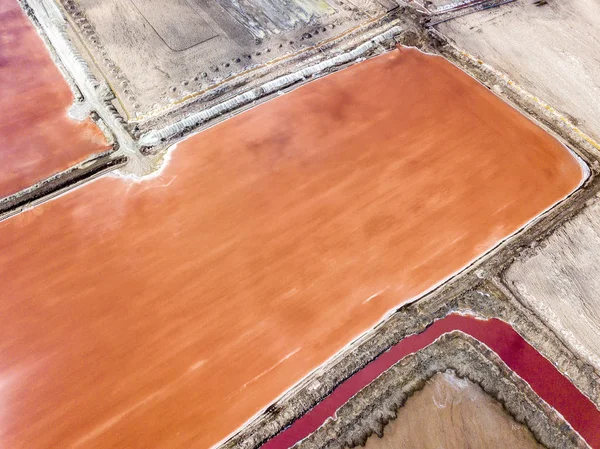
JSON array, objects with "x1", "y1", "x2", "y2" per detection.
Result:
[{"x1": 437, "y1": 0, "x2": 600, "y2": 141}]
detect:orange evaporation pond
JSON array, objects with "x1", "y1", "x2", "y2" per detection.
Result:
[
  {"x1": 0, "y1": 47, "x2": 583, "y2": 448},
  {"x1": 0, "y1": 0, "x2": 110, "y2": 198}
]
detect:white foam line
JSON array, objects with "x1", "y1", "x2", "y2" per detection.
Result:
[
  {"x1": 108, "y1": 141, "x2": 179, "y2": 183},
  {"x1": 139, "y1": 26, "x2": 403, "y2": 147},
  {"x1": 239, "y1": 348, "x2": 302, "y2": 392},
  {"x1": 71, "y1": 386, "x2": 169, "y2": 448},
  {"x1": 72, "y1": 358, "x2": 209, "y2": 447},
  {"x1": 362, "y1": 288, "x2": 388, "y2": 304}
]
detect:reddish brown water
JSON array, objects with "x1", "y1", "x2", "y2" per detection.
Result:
[
  {"x1": 0, "y1": 47, "x2": 583, "y2": 448},
  {"x1": 0, "y1": 0, "x2": 110, "y2": 198}
]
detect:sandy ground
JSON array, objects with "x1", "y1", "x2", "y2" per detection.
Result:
[
  {"x1": 0, "y1": 48, "x2": 582, "y2": 449},
  {"x1": 506, "y1": 200, "x2": 600, "y2": 371},
  {"x1": 64, "y1": 0, "x2": 392, "y2": 116},
  {"x1": 0, "y1": 0, "x2": 110, "y2": 199},
  {"x1": 437, "y1": 0, "x2": 600, "y2": 141},
  {"x1": 361, "y1": 372, "x2": 543, "y2": 449}
]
